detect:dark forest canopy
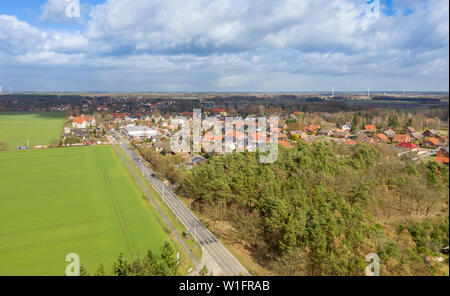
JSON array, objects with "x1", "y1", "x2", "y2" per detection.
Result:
[{"x1": 176, "y1": 142, "x2": 449, "y2": 275}]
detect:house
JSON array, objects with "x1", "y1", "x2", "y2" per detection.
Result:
[
  {"x1": 365, "y1": 125, "x2": 377, "y2": 132},
  {"x1": 410, "y1": 132, "x2": 423, "y2": 141},
  {"x1": 189, "y1": 155, "x2": 207, "y2": 165},
  {"x1": 375, "y1": 133, "x2": 389, "y2": 142},
  {"x1": 383, "y1": 129, "x2": 397, "y2": 139},
  {"x1": 306, "y1": 125, "x2": 321, "y2": 133},
  {"x1": 437, "y1": 135, "x2": 448, "y2": 144},
  {"x1": 423, "y1": 129, "x2": 438, "y2": 138},
  {"x1": 405, "y1": 126, "x2": 416, "y2": 135},
  {"x1": 423, "y1": 137, "x2": 441, "y2": 148},
  {"x1": 316, "y1": 129, "x2": 333, "y2": 137},
  {"x1": 333, "y1": 130, "x2": 349, "y2": 138},
  {"x1": 392, "y1": 134, "x2": 411, "y2": 143},
  {"x1": 203, "y1": 132, "x2": 224, "y2": 143},
  {"x1": 436, "y1": 156, "x2": 449, "y2": 166},
  {"x1": 208, "y1": 108, "x2": 228, "y2": 116},
  {"x1": 345, "y1": 139, "x2": 357, "y2": 145},
  {"x1": 226, "y1": 130, "x2": 246, "y2": 141},
  {"x1": 437, "y1": 146, "x2": 449, "y2": 158},
  {"x1": 342, "y1": 123, "x2": 352, "y2": 131},
  {"x1": 396, "y1": 142, "x2": 419, "y2": 149},
  {"x1": 72, "y1": 115, "x2": 96, "y2": 128},
  {"x1": 436, "y1": 147, "x2": 449, "y2": 166}
]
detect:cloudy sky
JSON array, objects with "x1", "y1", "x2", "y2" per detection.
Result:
[{"x1": 0, "y1": 0, "x2": 448, "y2": 92}]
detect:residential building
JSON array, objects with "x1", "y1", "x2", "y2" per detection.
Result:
[
  {"x1": 410, "y1": 132, "x2": 423, "y2": 141},
  {"x1": 364, "y1": 125, "x2": 377, "y2": 132},
  {"x1": 392, "y1": 134, "x2": 411, "y2": 143},
  {"x1": 423, "y1": 129, "x2": 438, "y2": 138},
  {"x1": 405, "y1": 126, "x2": 416, "y2": 135},
  {"x1": 375, "y1": 133, "x2": 389, "y2": 142},
  {"x1": 383, "y1": 129, "x2": 396, "y2": 139},
  {"x1": 342, "y1": 123, "x2": 352, "y2": 131},
  {"x1": 396, "y1": 142, "x2": 419, "y2": 149},
  {"x1": 72, "y1": 115, "x2": 96, "y2": 128},
  {"x1": 316, "y1": 129, "x2": 333, "y2": 137},
  {"x1": 423, "y1": 137, "x2": 441, "y2": 148},
  {"x1": 122, "y1": 126, "x2": 158, "y2": 139}
]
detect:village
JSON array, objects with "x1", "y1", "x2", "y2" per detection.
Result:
[{"x1": 59, "y1": 106, "x2": 449, "y2": 169}]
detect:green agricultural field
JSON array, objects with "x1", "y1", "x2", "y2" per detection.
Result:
[
  {"x1": 0, "y1": 112, "x2": 66, "y2": 149},
  {"x1": 0, "y1": 146, "x2": 171, "y2": 275}
]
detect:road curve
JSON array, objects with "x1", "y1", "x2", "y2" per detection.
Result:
[{"x1": 113, "y1": 133, "x2": 249, "y2": 276}]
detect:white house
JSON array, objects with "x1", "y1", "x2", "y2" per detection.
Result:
[
  {"x1": 72, "y1": 116, "x2": 96, "y2": 128},
  {"x1": 342, "y1": 123, "x2": 352, "y2": 131}
]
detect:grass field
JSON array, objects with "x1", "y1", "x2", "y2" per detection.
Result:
[
  {"x1": 0, "y1": 145, "x2": 172, "y2": 275},
  {"x1": 0, "y1": 112, "x2": 65, "y2": 149}
]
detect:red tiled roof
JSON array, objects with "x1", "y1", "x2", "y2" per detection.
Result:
[
  {"x1": 112, "y1": 113, "x2": 130, "y2": 118},
  {"x1": 345, "y1": 139, "x2": 357, "y2": 145},
  {"x1": 225, "y1": 130, "x2": 245, "y2": 139},
  {"x1": 392, "y1": 134, "x2": 411, "y2": 143},
  {"x1": 424, "y1": 137, "x2": 440, "y2": 146},
  {"x1": 250, "y1": 133, "x2": 265, "y2": 141},
  {"x1": 365, "y1": 125, "x2": 376, "y2": 131},
  {"x1": 73, "y1": 116, "x2": 86, "y2": 124},
  {"x1": 306, "y1": 125, "x2": 320, "y2": 132},
  {"x1": 396, "y1": 142, "x2": 418, "y2": 149},
  {"x1": 203, "y1": 132, "x2": 223, "y2": 142},
  {"x1": 375, "y1": 133, "x2": 389, "y2": 142},
  {"x1": 436, "y1": 157, "x2": 449, "y2": 164}
]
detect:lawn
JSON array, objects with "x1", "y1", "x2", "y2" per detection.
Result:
[
  {"x1": 0, "y1": 146, "x2": 171, "y2": 275},
  {"x1": 0, "y1": 112, "x2": 66, "y2": 149}
]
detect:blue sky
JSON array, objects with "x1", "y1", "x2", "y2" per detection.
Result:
[{"x1": 0, "y1": 0, "x2": 448, "y2": 92}]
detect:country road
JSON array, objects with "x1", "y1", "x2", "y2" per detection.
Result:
[{"x1": 112, "y1": 132, "x2": 250, "y2": 276}]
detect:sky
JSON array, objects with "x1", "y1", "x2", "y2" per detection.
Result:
[{"x1": 0, "y1": 0, "x2": 448, "y2": 92}]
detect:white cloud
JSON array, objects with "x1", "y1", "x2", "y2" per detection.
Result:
[
  {"x1": 40, "y1": 0, "x2": 85, "y2": 23},
  {"x1": 0, "y1": 15, "x2": 43, "y2": 55},
  {"x1": 0, "y1": 0, "x2": 448, "y2": 91}
]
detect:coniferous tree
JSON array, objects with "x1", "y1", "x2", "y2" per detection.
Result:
[{"x1": 112, "y1": 253, "x2": 130, "y2": 276}]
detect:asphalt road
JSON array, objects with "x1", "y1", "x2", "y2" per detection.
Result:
[{"x1": 112, "y1": 132, "x2": 249, "y2": 276}]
